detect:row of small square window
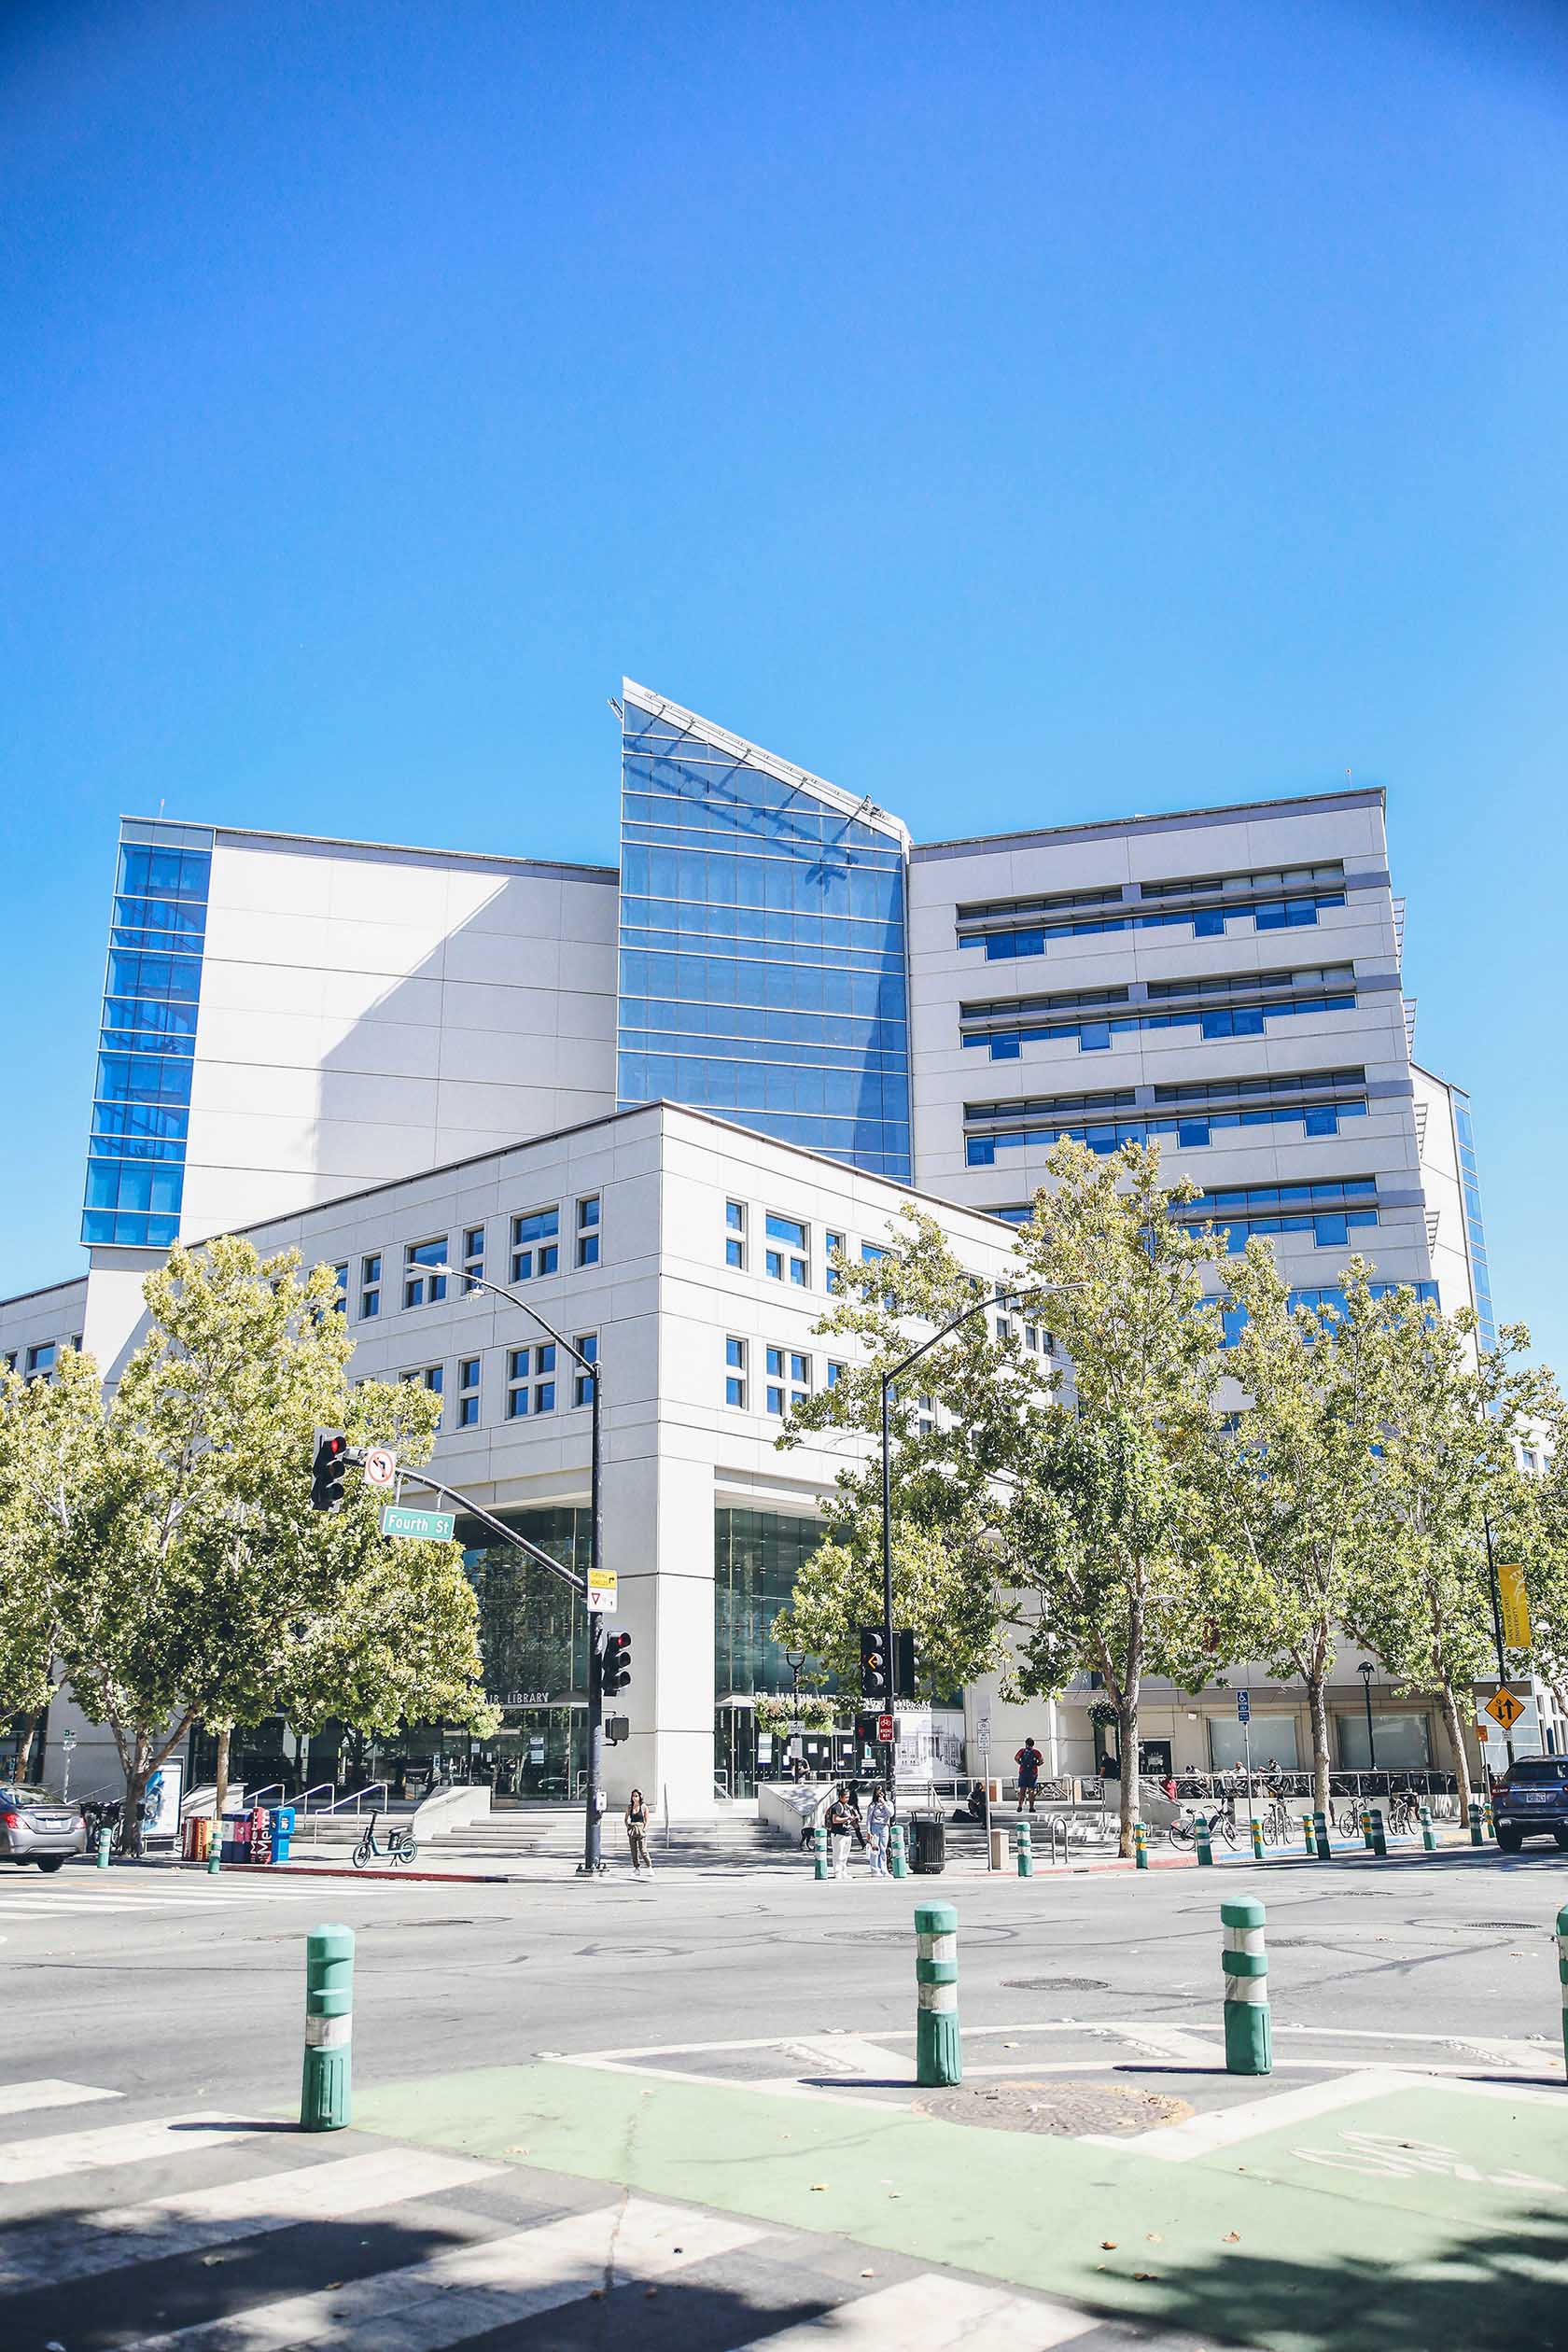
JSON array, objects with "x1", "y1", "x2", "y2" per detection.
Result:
[
  {"x1": 399, "y1": 1337, "x2": 598, "y2": 1428},
  {"x1": 2, "y1": 1337, "x2": 80, "y2": 1381},
  {"x1": 722, "y1": 1201, "x2": 889, "y2": 1291},
  {"x1": 723, "y1": 1336, "x2": 847, "y2": 1417},
  {"x1": 338, "y1": 1197, "x2": 601, "y2": 1320}
]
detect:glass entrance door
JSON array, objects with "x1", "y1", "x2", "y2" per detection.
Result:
[{"x1": 467, "y1": 1706, "x2": 586, "y2": 1800}]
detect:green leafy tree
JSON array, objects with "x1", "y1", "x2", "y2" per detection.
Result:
[
  {"x1": 1348, "y1": 1292, "x2": 1550, "y2": 1808},
  {"x1": 49, "y1": 1238, "x2": 493, "y2": 1844},
  {"x1": 776, "y1": 1141, "x2": 1240, "y2": 1855},
  {"x1": 1209, "y1": 1252, "x2": 1388, "y2": 1815},
  {"x1": 1514, "y1": 1406, "x2": 1568, "y2": 1720},
  {"x1": 0, "y1": 1348, "x2": 108, "y2": 1772}
]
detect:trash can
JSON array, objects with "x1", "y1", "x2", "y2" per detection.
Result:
[
  {"x1": 910, "y1": 1812, "x2": 946, "y2": 1875},
  {"x1": 269, "y1": 1804, "x2": 297, "y2": 1865}
]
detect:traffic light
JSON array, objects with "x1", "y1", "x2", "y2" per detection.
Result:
[
  {"x1": 311, "y1": 1428, "x2": 349, "y2": 1511},
  {"x1": 599, "y1": 1631, "x2": 633, "y2": 1698},
  {"x1": 859, "y1": 1626, "x2": 889, "y2": 1703},
  {"x1": 896, "y1": 1628, "x2": 917, "y2": 1701}
]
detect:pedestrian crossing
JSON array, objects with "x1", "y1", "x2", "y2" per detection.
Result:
[
  {"x1": 0, "y1": 1873, "x2": 313, "y2": 1915},
  {"x1": 0, "y1": 2076, "x2": 1124, "y2": 2351}
]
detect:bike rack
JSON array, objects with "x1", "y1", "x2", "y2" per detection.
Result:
[{"x1": 1041, "y1": 1813, "x2": 1070, "y2": 1866}]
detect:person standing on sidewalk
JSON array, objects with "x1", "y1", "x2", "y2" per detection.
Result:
[
  {"x1": 824, "y1": 1785, "x2": 853, "y2": 1878},
  {"x1": 865, "y1": 1785, "x2": 892, "y2": 1876},
  {"x1": 624, "y1": 1788, "x2": 651, "y2": 1872},
  {"x1": 1015, "y1": 1738, "x2": 1043, "y2": 1813}
]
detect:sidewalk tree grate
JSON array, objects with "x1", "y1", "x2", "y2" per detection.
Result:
[{"x1": 914, "y1": 2079, "x2": 1192, "y2": 2135}]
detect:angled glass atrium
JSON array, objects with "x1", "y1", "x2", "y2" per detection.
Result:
[{"x1": 616, "y1": 682, "x2": 913, "y2": 1180}]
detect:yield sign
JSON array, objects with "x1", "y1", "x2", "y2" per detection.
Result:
[{"x1": 1484, "y1": 1687, "x2": 1525, "y2": 1731}]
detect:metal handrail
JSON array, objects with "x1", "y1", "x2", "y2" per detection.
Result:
[
  {"x1": 247, "y1": 1783, "x2": 284, "y2": 1808},
  {"x1": 294, "y1": 1782, "x2": 337, "y2": 1817},
  {"x1": 303, "y1": 1782, "x2": 388, "y2": 1844},
  {"x1": 1041, "y1": 1813, "x2": 1070, "y2": 1866}
]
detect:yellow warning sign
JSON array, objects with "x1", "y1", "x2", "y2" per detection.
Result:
[
  {"x1": 1498, "y1": 1561, "x2": 1532, "y2": 1652},
  {"x1": 1484, "y1": 1687, "x2": 1525, "y2": 1732}
]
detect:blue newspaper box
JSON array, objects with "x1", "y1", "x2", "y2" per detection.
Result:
[{"x1": 268, "y1": 1804, "x2": 297, "y2": 1864}]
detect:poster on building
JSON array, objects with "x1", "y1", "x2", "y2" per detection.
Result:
[{"x1": 141, "y1": 1758, "x2": 185, "y2": 1846}]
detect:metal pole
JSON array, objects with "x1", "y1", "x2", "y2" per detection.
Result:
[
  {"x1": 1361, "y1": 1671, "x2": 1377, "y2": 1773},
  {"x1": 581, "y1": 1359, "x2": 605, "y2": 1877},
  {"x1": 432, "y1": 1262, "x2": 606, "y2": 1875},
  {"x1": 880, "y1": 1371, "x2": 895, "y2": 1777},
  {"x1": 1482, "y1": 1514, "x2": 1516, "y2": 1768}
]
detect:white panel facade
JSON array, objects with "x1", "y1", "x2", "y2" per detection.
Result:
[{"x1": 177, "y1": 830, "x2": 619, "y2": 1239}]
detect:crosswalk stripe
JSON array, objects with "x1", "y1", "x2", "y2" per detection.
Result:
[
  {"x1": 119, "y1": 2195, "x2": 762, "y2": 2350},
  {"x1": 0, "y1": 2111, "x2": 268, "y2": 2188},
  {"x1": 739, "y1": 2275, "x2": 1099, "y2": 2348},
  {"x1": 0, "y1": 2147, "x2": 504, "y2": 2291},
  {"x1": 0, "y1": 1886, "x2": 310, "y2": 1911},
  {"x1": 0, "y1": 2079, "x2": 120, "y2": 2119}
]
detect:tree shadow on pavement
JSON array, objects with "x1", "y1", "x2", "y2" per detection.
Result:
[{"x1": 1136, "y1": 2211, "x2": 1568, "y2": 2352}]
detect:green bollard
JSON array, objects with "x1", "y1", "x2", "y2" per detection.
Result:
[
  {"x1": 1557, "y1": 1905, "x2": 1568, "y2": 2085},
  {"x1": 1303, "y1": 1813, "x2": 1317, "y2": 1857},
  {"x1": 889, "y1": 1822, "x2": 907, "y2": 1881},
  {"x1": 1484, "y1": 1799, "x2": 1497, "y2": 1841},
  {"x1": 207, "y1": 1823, "x2": 222, "y2": 1875},
  {"x1": 813, "y1": 1825, "x2": 829, "y2": 1882},
  {"x1": 1469, "y1": 1799, "x2": 1483, "y2": 1848},
  {"x1": 1371, "y1": 1806, "x2": 1388, "y2": 1859},
  {"x1": 1015, "y1": 1820, "x2": 1033, "y2": 1878},
  {"x1": 1313, "y1": 1810, "x2": 1332, "y2": 1860},
  {"x1": 1222, "y1": 1896, "x2": 1272, "y2": 2076},
  {"x1": 1196, "y1": 1813, "x2": 1214, "y2": 1866},
  {"x1": 300, "y1": 1924, "x2": 355, "y2": 2132},
  {"x1": 1420, "y1": 1800, "x2": 1435, "y2": 1853},
  {"x1": 1133, "y1": 1820, "x2": 1148, "y2": 1870},
  {"x1": 1361, "y1": 1808, "x2": 1375, "y2": 1852},
  {"x1": 915, "y1": 1901, "x2": 961, "y2": 2087},
  {"x1": 95, "y1": 1827, "x2": 112, "y2": 1869},
  {"x1": 1250, "y1": 1816, "x2": 1265, "y2": 1862}
]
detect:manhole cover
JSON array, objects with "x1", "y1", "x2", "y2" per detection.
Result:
[
  {"x1": 1002, "y1": 1977, "x2": 1107, "y2": 1992},
  {"x1": 1267, "y1": 1939, "x2": 1319, "y2": 1949},
  {"x1": 1474, "y1": 1922, "x2": 1541, "y2": 1932},
  {"x1": 915, "y1": 2079, "x2": 1192, "y2": 2136},
  {"x1": 823, "y1": 1925, "x2": 1015, "y2": 1948}
]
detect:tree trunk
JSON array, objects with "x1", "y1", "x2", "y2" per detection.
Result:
[
  {"x1": 1307, "y1": 1673, "x2": 1332, "y2": 1819},
  {"x1": 213, "y1": 1725, "x2": 232, "y2": 1835},
  {"x1": 121, "y1": 1733, "x2": 151, "y2": 1856},
  {"x1": 1117, "y1": 1702, "x2": 1141, "y2": 1859},
  {"x1": 1439, "y1": 1682, "x2": 1473, "y2": 1812}
]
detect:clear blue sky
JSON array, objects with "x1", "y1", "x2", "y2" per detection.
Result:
[{"x1": 3, "y1": 1, "x2": 1564, "y2": 1361}]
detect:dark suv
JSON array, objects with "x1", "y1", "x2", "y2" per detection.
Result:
[{"x1": 1492, "y1": 1757, "x2": 1568, "y2": 1852}]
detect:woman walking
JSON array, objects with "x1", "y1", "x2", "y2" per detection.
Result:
[{"x1": 625, "y1": 1787, "x2": 651, "y2": 1872}]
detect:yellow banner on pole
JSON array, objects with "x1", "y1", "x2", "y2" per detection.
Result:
[{"x1": 1498, "y1": 1560, "x2": 1532, "y2": 1652}]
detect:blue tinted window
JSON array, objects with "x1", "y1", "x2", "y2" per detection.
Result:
[
  {"x1": 83, "y1": 826, "x2": 213, "y2": 1250},
  {"x1": 616, "y1": 696, "x2": 912, "y2": 1179}
]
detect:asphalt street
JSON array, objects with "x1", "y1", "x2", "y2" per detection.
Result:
[
  {"x1": 4, "y1": 1841, "x2": 1566, "y2": 2116},
  {"x1": 5, "y1": 1845, "x2": 1568, "y2": 2351}
]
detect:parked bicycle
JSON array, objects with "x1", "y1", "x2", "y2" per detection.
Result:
[
  {"x1": 1167, "y1": 1806, "x2": 1238, "y2": 1850},
  {"x1": 352, "y1": 1810, "x2": 418, "y2": 1869},
  {"x1": 1261, "y1": 1797, "x2": 1292, "y2": 1844},
  {"x1": 1386, "y1": 1790, "x2": 1420, "y2": 1836}
]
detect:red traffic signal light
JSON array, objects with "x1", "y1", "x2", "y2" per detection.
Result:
[
  {"x1": 600, "y1": 1631, "x2": 633, "y2": 1698},
  {"x1": 311, "y1": 1429, "x2": 349, "y2": 1511}
]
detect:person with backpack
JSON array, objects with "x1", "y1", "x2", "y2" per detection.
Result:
[
  {"x1": 823, "y1": 1785, "x2": 854, "y2": 1879},
  {"x1": 1014, "y1": 1737, "x2": 1043, "y2": 1813}
]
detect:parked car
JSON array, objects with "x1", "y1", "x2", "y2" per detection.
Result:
[
  {"x1": 1491, "y1": 1757, "x2": 1568, "y2": 1852},
  {"x1": 0, "y1": 1784, "x2": 88, "y2": 1871}
]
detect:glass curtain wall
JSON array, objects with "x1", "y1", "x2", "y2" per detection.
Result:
[
  {"x1": 1450, "y1": 1089, "x2": 1496, "y2": 1351},
  {"x1": 82, "y1": 819, "x2": 214, "y2": 1248},
  {"x1": 459, "y1": 1506, "x2": 592, "y2": 1798},
  {"x1": 617, "y1": 688, "x2": 913, "y2": 1179}
]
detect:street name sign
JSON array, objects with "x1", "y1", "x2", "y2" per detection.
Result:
[
  {"x1": 587, "y1": 1566, "x2": 619, "y2": 1614},
  {"x1": 380, "y1": 1505, "x2": 455, "y2": 1542},
  {"x1": 1485, "y1": 1687, "x2": 1526, "y2": 1732}
]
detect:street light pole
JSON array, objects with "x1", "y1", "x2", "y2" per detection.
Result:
[
  {"x1": 1357, "y1": 1660, "x2": 1378, "y2": 1777},
  {"x1": 876, "y1": 1283, "x2": 1077, "y2": 1772},
  {"x1": 434, "y1": 1264, "x2": 607, "y2": 1877},
  {"x1": 1482, "y1": 1513, "x2": 1517, "y2": 1770}
]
